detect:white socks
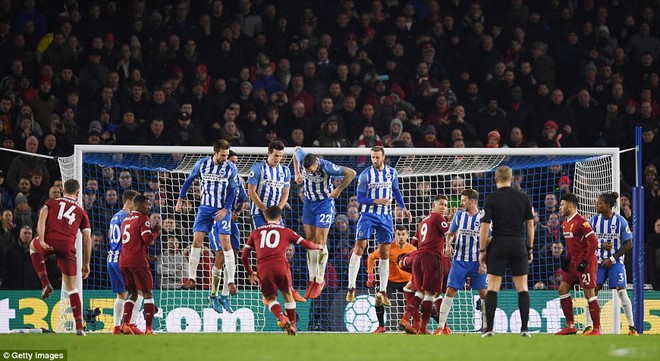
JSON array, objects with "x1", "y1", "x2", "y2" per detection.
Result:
[
  {"x1": 348, "y1": 253, "x2": 361, "y2": 288},
  {"x1": 378, "y1": 258, "x2": 389, "y2": 291},
  {"x1": 307, "y1": 249, "x2": 319, "y2": 281},
  {"x1": 223, "y1": 250, "x2": 235, "y2": 284},
  {"x1": 437, "y1": 295, "x2": 454, "y2": 329},
  {"x1": 221, "y1": 265, "x2": 230, "y2": 297},
  {"x1": 212, "y1": 266, "x2": 222, "y2": 297},
  {"x1": 113, "y1": 298, "x2": 125, "y2": 326},
  {"x1": 481, "y1": 297, "x2": 487, "y2": 330},
  {"x1": 188, "y1": 247, "x2": 201, "y2": 281},
  {"x1": 618, "y1": 289, "x2": 635, "y2": 327},
  {"x1": 130, "y1": 294, "x2": 143, "y2": 324},
  {"x1": 317, "y1": 246, "x2": 329, "y2": 282}
]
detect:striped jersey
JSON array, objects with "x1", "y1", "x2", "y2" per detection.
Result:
[
  {"x1": 179, "y1": 156, "x2": 239, "y2": 209},
  {"x1": 107, "y1": 209, "x2": 129, "y2": 264},
  {"x1": 357, "y1": 165, "x2": 400, "y2": 215},
  {"x1": 589, "y1": 213, "x2": 632, "y2": 263},
  {"x1": 449, "y1": 209, "x2": 483, "y2": 262},
  {"x1": 295, "y1": 148, "x2": 344, "y2": 201},
  {"x1": 235, "y1": 176, "x2": 248, "y2": 209},
  {"x1": 247, "y1": 160, "x2": 291, "y2": 216}
]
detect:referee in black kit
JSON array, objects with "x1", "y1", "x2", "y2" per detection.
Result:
[{"x1": 478, "y1": 166, "x2": 535, "y2": 337}]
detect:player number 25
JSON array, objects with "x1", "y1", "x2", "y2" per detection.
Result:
[{"x1": 259, "y1": 229, "x2": 281, "y2": 249}]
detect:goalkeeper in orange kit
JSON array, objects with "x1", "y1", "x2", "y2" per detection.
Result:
[{"x1": 366, "y1": 225, "x2": 416, "y2": 333}]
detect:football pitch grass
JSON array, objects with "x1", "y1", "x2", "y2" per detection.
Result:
[{"x1": 2, "y1": 333, "x2": 660, "y2": 361}]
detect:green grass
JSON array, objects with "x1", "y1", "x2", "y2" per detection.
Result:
[{"x1": 2, "y1": 333, "x2": 659, "y2": 361}]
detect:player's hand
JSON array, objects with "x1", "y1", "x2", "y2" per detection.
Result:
[
  {"x1": 175, "y1": 198, "x2": 183, "y2": 212},
  {"x1": 402, "y1": 208, "x2": 412, "y2": 222},
  {"x1": 366, "y1": 273, "x2": 375, "y2": 288},
  {"x1": 528, "y1": 251, "x2": 533, "y2": 264},
  {"x1": 81, "y1": 263, "x2": 90, "y2": 279},
  {"x1": 478, "y1": 252, "x2": 486, "y2": 275},
  {"x1": 603, "y1": 258, "x2": 613, "y2": 269},
  {"x1": 148, "y1": 255, "x2": 159, "y2": 262},
  {"x1": 151, "y1": 224, "x2": 162, "y2": 233},
  {"x1": 561, "y1": 257, "x2": 570, "y2": 272},
  {"x1": 576, "y1": 260, "x2": 588, "y2": 273},
  {"x1": 295, "y1": 172, "x2": 302, "y2": 185},
  {"x1": 373, "y1": 198, "x2": 390, "y2": 206},
  {"x1": 38, "y1": 237, "x2": 54, "y2": 252},
  {"x1": 249, "y1": 273, "x2": 259, "y2": 285},
  {"x1": 602, "y1": 241, "x2": 613, "y2": 251},
  {"x1": 231, "y1": 212, "x2": 239, "y2": 222},
  {"x1": 329, "y1": 188, "x2": 341, "y2": 199},
  {"x1": 445, "y1": 245, "x2": 454, "y2": 259},
  {"x1": 215, "y1": 208, "x2": 229, "y2": 221}
]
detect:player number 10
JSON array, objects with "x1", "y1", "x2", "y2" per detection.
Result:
[{"x1": 259, "y1": 230, "x2": 280, "y2": 249}]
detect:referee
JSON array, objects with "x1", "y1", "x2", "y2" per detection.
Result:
[{"x1": 478, "y1": 166, "x2": 534, "y2": 337}]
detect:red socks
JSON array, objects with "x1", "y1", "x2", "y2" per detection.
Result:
[{"x1": 30, "y1": 253, "x2": 50, "y2": 288}]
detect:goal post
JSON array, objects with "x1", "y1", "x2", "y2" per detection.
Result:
[{"x1": 59, "y1": 144, "x2": 629, "y2": 333}]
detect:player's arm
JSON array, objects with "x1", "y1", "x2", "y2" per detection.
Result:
[
  {"x1": 577, "y1": 224, "x2": 599, "y2": 272},
  {"x1": 36, "y1": 205, "x2": 52, "y2": 251},
  {"x1": 247, "y1": 164, "x2": 267, "y2": 212},
  {"x1": 293, "y1": 146, "x2": 303, "y2": 185},
  {"x1": 176, "y1": 161, "x2": 201, "y2": 211},
  {"x1": 81, "y1": 228, "x2": 92, "y2": 278},
  {"x1": 525, "y1": 218, "x2": 534, "y2": 263},
  {"x1": 392, "y1": 173, "x2": 412, "y2": 221},
  {"x1": 328, "y1": 163, "x2": 356, "y2": 198},
  {"x1": 235, "y1": 181, "x2": 249, "y2": 215},
  {"x1": 277, "y1": 186, "x2": 290, "y2": 210}
]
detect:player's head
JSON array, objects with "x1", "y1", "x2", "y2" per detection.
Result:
[
  {"x1": 213, "y1": 139, "x2": 230, "y2": 163},
  {"x1": 263, "y1": 205, "x2": 282, "y2": 223},
  {"x1": 494, "y1": 166, "x2": 512, "y2": 186},
  {"x1": 433, "y1": 194, "x2": 449, "y2": 215},
  {"x1": 370, "y1": 145, "x2": 385, "y2": 169},
  {"x1": 394, "y1": 225, "x2": 408, "y2": 246},
  {"x1": 460, "y1": 188, "x2": 479, "y2": 211},
  {"x1": 63, "y1": 179, "x2": 80, "y2": 197},
  {"x1": 122, "y1": 190, "x2": 138, "y2": 210},
  {"x1": 559, "y1": 192, "x2": 578, "y2": 217},
  {"x1": 597, "y1": 191, "x2": 619, "y2": 213},
  {"x1": 267, "y1": 140, "x2": 285, "y2": 166},
  {"x1": 228, "y1": 150, "x2": 238, "y2": 164},
  {"x1": 303, "y1": 153, "x2": 319, "y2": 173},
  {"x1": 133, "y1": 194, "x2": 152, "y2": 214}
]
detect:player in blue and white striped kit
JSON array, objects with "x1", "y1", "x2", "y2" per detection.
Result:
[
  {"x1": 107, "y1": 190, "x2": 144, "y2": 334},
  {"x1": 247, "y1": 140, "x2": 291, "y2": 228},
  {"x1": 293, "y1": 146, "x2": 356, "y2": 299},
  {"x1": 347, "y1": 146, "x2": 412, "y2": 306},
  {"x1": 585, "y1": 191, "x2": 637, "y2": 335},
  {"x1": 208, "y1": 150, "x2": 249, "y2": 313},
  {"x1": 436, "y1": 188, "x2": 488, "y2": 334},
  {"x1": 178, "y1": 140, "x2": 238, "y2": 293}
]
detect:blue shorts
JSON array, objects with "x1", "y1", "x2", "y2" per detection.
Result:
[
  {"x1": 302, "y1": 198, "x2": 335, "y2": 229},
  {"x1": 597, "y1": 262, "x2": 627, "y2": 288},
  {"x1": 231, "y1": 222, "x2": 240, "y2": 250},
  {"x1": 193, "y1": 205, "x2": 224, "y2": 233},
  {"x1": 108, "y1": 262, "x2": 125, "y2": 293},
  {"x1": 446, "y1": 260, "x2": 487, "y2": 290},
  {"x1": 356, "y1": 213, "x2": 393, "y2": 244},
  {"x1": 209, "y1": 211, "x2": 232, "y2": 252},
  {"x1": 253, "y1": 214, "x2": 284, "y2": 228}
]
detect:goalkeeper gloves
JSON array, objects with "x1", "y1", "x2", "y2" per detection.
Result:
[
  {"x1": 561, "y1": 257, "x2": 570, "y2": 272},
  {"x1": 576, "y1": 260, "x2": 588, "y2": 273},
  {"x1": 366, "y1": 273, "x2": 375, "y2": 289}
]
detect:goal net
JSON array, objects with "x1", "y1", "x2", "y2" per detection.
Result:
[{"x1": 59, "y1": 145, "x2": 626, "y2": 334}]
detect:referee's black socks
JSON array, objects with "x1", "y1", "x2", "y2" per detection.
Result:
[
  {"x1": 485, "y1": 291, "x2": 497, "y2": 333},
  {"x1": 375, "y1": 304, "x2": 385, "y2": 327},
  {"x1": 518, "y1": 291, "x2": 530, "y2": 332}
]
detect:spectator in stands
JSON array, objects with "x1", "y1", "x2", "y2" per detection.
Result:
[
  {"x1": 313, "y1": 117, "x2": 350, "y2": 147},
  {"x1": 416, "y1": 125, "x2": 444, "y2": 148},
  {"x1": 145, "y1": 118, "x2": 167, "y2": 145},
  {"x1": 1, "y1": 226, "x2": 42, "y2": 289},
  {"x1": 7, "y1": 136, "x2": 49, "y2": 193},
  {"x1": 159, "y1": 236, "x2": 186, "y2": 289},
  {"x1": 30, "y1": 77, "x2": 60, "y2": 129},
  {"x1": 0, "y1": 209, "x2": 15, "y2": 261},
  {"x1": 166, "y1": 111, "x2": 205, "y2": 146}
]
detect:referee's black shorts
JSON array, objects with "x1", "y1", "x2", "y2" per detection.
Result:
[
  {"x1": 486, "y1": 238, "x2": 528, "y2": 276},
  {"x1": 386, "y1": 281, "x2": 408, "y2": 296}
]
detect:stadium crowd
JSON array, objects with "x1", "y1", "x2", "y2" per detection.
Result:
[{"x1": 1, "y1": 0, "x2": 660, "y2": 317}]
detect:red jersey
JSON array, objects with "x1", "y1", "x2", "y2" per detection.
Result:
[
  {"x1": 412, "y1": 212, "x2": 449, "y2": 257},
  {"x1": 561, "y1": 213, "x2": 598, "y2": 263},
  {"x1": 44, "y1": 197, "x2": 91, "y2": 243},
  {"x1": 119, "y1": 211, "x2": 159, "y2": 268},
  {"x1": 245, "y1": 224, "x2": 306, "y2": 265}
]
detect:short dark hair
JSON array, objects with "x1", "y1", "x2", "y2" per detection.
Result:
[
  {"x1": 434, "y1": 194, "x2": 448, "y2": 202},
  {"x1": 371, "y1": 145, "x2": 385, "y2": 155},
  {"x1": 264, "y1": 205, "x2": 282, "y2": 221},
  {"x1": 133, "y1": 194, "x2": 149, "y2": 211},
  {"x1": 561, "y1": 192, "x2": 579, "y2": 207},
  {"x1": 395, "y1": 225, "x2": 407, "y2": 232},
  {"x1": 268, "y1": 140, "x2": 285, "y2": 153},
  {"x1": 63, "y1": 179, "x2": 80, "y2": 194},
  {"x1": 303, "y1": 153, "x2": 317, "y2": 169},
  {"x1": 461, "y1": 188, "x2": 479, "y2": 201},
  {"x1": 122, "y1": 190, "x2": 138, "y2": 203},
  {"x1": 229, "y1": 150, "x2": 238, "y2": 158},
  {"x1": 599, "y1": 191, "x2": 619, "y2": 208},
  {"x1": 213, "y1": 139, "x2": 230, "y2": 153}
]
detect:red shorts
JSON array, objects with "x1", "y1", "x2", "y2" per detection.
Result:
[
  {"x1": 441, "y1": 256, "x2": 452, "y2": 294},
  {"x1": 258, "y1": 261, "x2": 291, "y2": 298},
  {"x1": 411, "y1": 252, "x2": 443, "y2": 294},
  {"x1": 121, "y1": 266, "x2": 154, "y2": 291},
  {"x1": 562, "y1": 261, "x2": 597, "y2": 289},
  {"x1": 33, "y1": 237, "x2": 77, "y2": 276}
]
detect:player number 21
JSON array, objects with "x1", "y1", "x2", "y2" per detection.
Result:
[
  {"x1": 259, "y1": 229, "x2": 281, "y2": 249},
  {"x1": 582, "y1": 273, "x2": 591, "y2": 285}
]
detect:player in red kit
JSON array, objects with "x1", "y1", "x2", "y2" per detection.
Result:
[
  {"x1": 399, "y1": 195, "x2": 450, "y2": 334},
  {"x1": 29, "y1": 179, "x2": 92, "y2": 336},
  {"x1": 241, "y1": 206, "x2": 320, "y2": 335},
  {"x1": 555, "y1": 192, "x2": 601, "y2": 336},
  {"x1": 119, "y1": 194, "x2": 161, "y2": 335}
]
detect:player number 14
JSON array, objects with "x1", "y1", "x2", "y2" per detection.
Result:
[
  {"x1": 259, "y1": 230, "x2": 280, "y2": 249},
  {"x1": 57, "y1": 202, "x2": 77, "y2": 225}
]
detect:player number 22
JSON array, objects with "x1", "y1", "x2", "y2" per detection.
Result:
[
  {"x1": 57, "y1": 202, "x2": 77, "y2": 225},
  {"x1": 259, "y1": 229, "x2": 281, "y2": 249}
]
